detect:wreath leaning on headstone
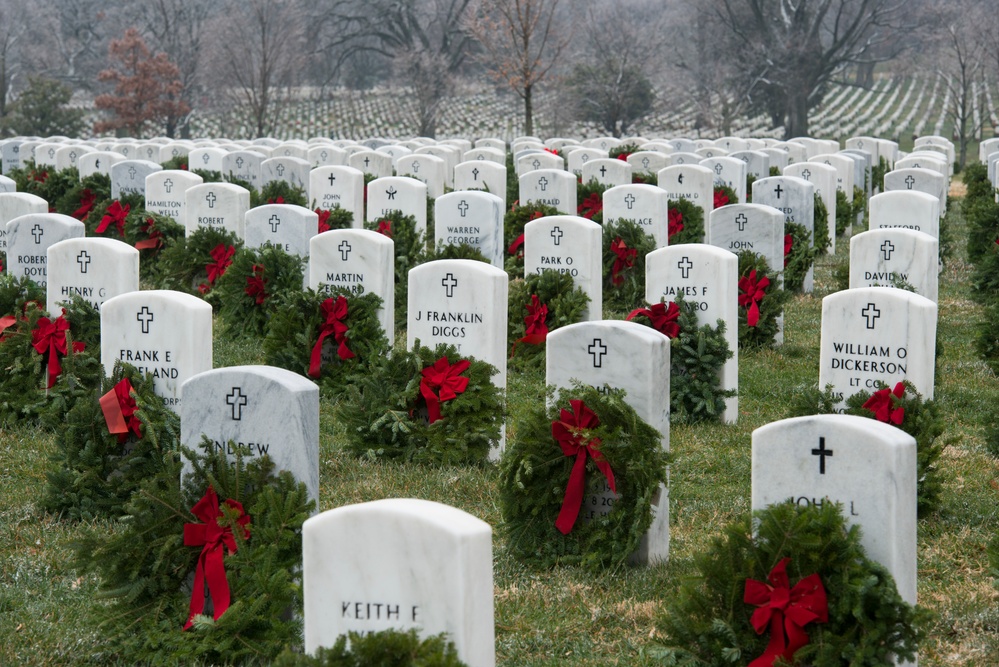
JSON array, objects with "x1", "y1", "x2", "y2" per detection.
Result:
[
  {"x1": 507, "y1": 270, "x2": 590, "y2": 370},
  {"x1": 666, "y1": 196, "x2": 705, "y2": 246},
  {"x1": 503, "y1": 202, "x2": 562, "y2": 273},
  {"x1": 736, "y1": 251, "x2": 790, "y2": 349},
  {"x1": 43, "y1": 361, "x2": 181, "y2": 521},
  {"x1": 364, "y1": 210, "x2": 424, "y2": 333},
  {"x1": 73, "y1": 445, "x2": 313, "y2": 666},
  {"x1": 154, "y1": 226, "x2": 243, "y2": 296},
  {"x1": 601, "y1": 218, "x2": 656, "y2": 315},
  {"x1": 337, "y1": 342, "x2": 503, "y2": 466},
  {"x1": 651, "y1": 501, "x2": 926, "y2": 666},
  {"x1": 500, "y1": 384, "x2": 669, "y2": 570},
  {"x1": 263, "y1": 287, "x2": 389, "y2": 397},
  {"x1": 787, "y1": 380, "x2": 951, "y2": 516},
  {"x1": 576, "y1": 178, "x2": 607, "y2": 223},
  {"x1": 211, "y1": 243, "x2": 307, "y2": 339}
]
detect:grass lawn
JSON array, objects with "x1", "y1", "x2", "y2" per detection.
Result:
[{"x1": 1, "y1": 189, "x2": 998, "y2": 665}]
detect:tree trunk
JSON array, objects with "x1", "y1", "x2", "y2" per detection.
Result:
[
  {"x1": 524, "y1": 83, "x2": 533, "y2": 136},
  {"x1": 785, "y1": 91, "x2": 810, "y2": 139}
]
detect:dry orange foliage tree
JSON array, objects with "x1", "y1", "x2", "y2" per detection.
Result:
[{"x1": 94, "y1": 27, "x2": 188, "y2": 138}]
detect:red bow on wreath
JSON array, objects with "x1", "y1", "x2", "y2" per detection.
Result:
[
  {"x1": 96, "y1": 201, "x2": 130, "y2": 237},
  {"x1": 183, "y1": 486, "x2": 251, "y2": 630},
  {"x1": 668, "y1": 208, "x2": 684, "y2": 240},
  {"x1": 511, "y1": 294, "x2": 548, "y2": 356},
  {"x1": 744, "y1": 557, "x2": 828, "y2": 667},
  {"x1": 626, "y1": 301, "x2": 680, "y2": 339},
  {"x1": 308, "y1": 295, "x2": 355, "y2": 378},
  {"x1": 610, "y1": 237, "x2": 636, "y2": 286},
  {"x1": 738, "y1": 269, "x2": 770, "y2": 327},
  {"x1": 72, "y1": 189, "x2": 96, "y2": 221},
  {"x1": 316, "y1": 208, "x2": 331, "y2": 233},
  {"x1": 578, "y1": 192, "x2": 602, "y2": 220},
  {"x1": 31, "y1": 313, "x2": 85, "y2": 388},
  {"x1": 713, "y1": 188, "x2": 730, "y2": 209},
  {"x1": 245, "y1": 264, "x2": 268, "y2": 305},
  {"x1": 206, "y1": 244, "x2": 235, "y2": 284},
  {"x1": 862, "y1": 381, "x2": 906, "y2": 424},
  {"x1": 419, "y1": 356, "x2": 470, "y2": 424},
  {"x1": 99, "y1": 378, "x2": 143, "y2": 443},
  {"x1": 376, "y1": 220, "x2": 392, "y2": 237},
  {"x1": 552, "y1": 400, "x2": 616, "y2": 535},
  {"x1": 134, "y1": 217, "x2": 164, "y2": 251},
  {"x1": 784, "y1": 234, "x2": 793, "y2": 267}
]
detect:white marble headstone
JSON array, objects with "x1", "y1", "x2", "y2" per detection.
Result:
[
  {"x1": 454, "y1": 161, "x2": 507, "y2": 209},
  {"x1": 581, "y1": 158, "x2": 631, "y2": 187},
  {"x1": 46, "y1": 237, "x2": 139, "y2": 313},
  {"x1": 752, "y1": 176, "x2": 815, "y2": 291},
  {"x1": 434, "y1": 191, "x2": 504, "y2": 267},
  {"x1": 603, "y1": 184, "x2": 669, "y2": 248},
  {"x1": 145, "y1": 170, "x2": 204, "y2": 228},
  {"x1": 462, "y1": 147, "x2": 505, "y2": 165},
  {"x1": 110, "y1": 159, "x2": 162, "y2": 200},
  {"x1": 785, "y1": 161, "x2": 837, "y2": 254},
  {"x1": 626, "y1": 151, "x2": 669, "y2": 175},
  {"x1": 658, "y1": 165, "x2": 714, "y2": 235},
  {"x1": 309, "y1": 166, "x2": 365, "y2": 227},
  {"x1": 181, "y1": 365, "x2": 320, "y2": 508},
  {"x1": 752, "y1": 415, "x2": 916, "y2": 606},
  {"x1": 0, "y1": 192, "x2": 48, "y2": 251},
  {"x1": 78, "y1": 151, "x2": 124, "y2": 180},
  {"x1": 185, "y1": 182, "x2": 251, "y2": 238},
  {"x1": 517, "y1": 151, "x2": 564, "y2": 176},
  {"x1": 222, "y1": 150, "x2": 265, "y2": 188},
  {"x1": 523, "y1": 215, "x2": 602, "y2": 320},
  {"x1": 883, "y1": 168, "x2": 946, "y2": 214},
  {"x1": 308, "y1": 144, "x2": 347, "y2": 168},
  {"x1": 849, "y1": 229, "x2": 938, "y2": 303},
  {"x1": 366, "y1": 176, "x2": 428, "y2": 238},
  {"x1": 309, "y1": 229, "x2": 395, "y2": 343},
  {"x1": 397, "y1": 153, "x2": 446, "y2": 198},
  {"x1": 707, "y1": 203, "x2": 785, "y2": 276},
  {"x1": 6, "y1": 213, "x2": 85, "y2": 288},
  {"x1": 868, "y1": 191, "x2": 940, "y2": 239},
  {"x1": 261, "y1": 156, "x2": 310, "y2": 194},
  {"x1": 518, "y1": 169, "x2": 576, "y2": 215},
  {"x1": 700, "y1": 156, "x2": 747, "y2": 204},
  {"x1": 188, "y1": 147, "x2": 227, "y2": 173},
  {"x1": 244, "y1": 203, "x2": 318, "y2": 257},
  {"x1": 566, "y1": 147, "x2": 608, "y2": 174},
  {"x1": 303, "y1": 499, "x2": 495, "y2": 667},
  {"x1": 348, "y1": 150, "x2": 393, "y2": 179},
  {"x1": 100, "y1": 290, "x2": 213, "y2": 412}
]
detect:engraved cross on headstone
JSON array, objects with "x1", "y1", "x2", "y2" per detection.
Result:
[
  {"x1": 714, "y1": 163, "x2": 723, "y2": 175},
  {"x1": 881, "y1": 240, "x2": 895, "y2": 261},
  {"x1": 774, "y1": 184, "x2": 784, "y2": 199},
  {"x1": 276, "y1": 163, "x2": 286, "y2": 176},
  {"x1": 458, "y1": 200, "x2": 469, "y2": 217},
  {"x1": 800, "y1": 169, "x2": 811, "y2": 180},
  {"x1": 624, "y1": 194, "x2": 636, "y2": 209},
  {"x1": 77, "y1": 250, "x2": 91, "y2": 273},
  {"x1": 128, "y1": 166, "x2": 137, "y2": 179},
  {"x1": 235, "y1": 157, "x2": 245, "y2": 169},
  {"x1": 31, "y1": 224, "x2": 44, "y2": 244},
  {"x1": 164, "y1": 178, "x2": 174, "y2": 193},
  {"x1": 338, "y1": 240, "x2": 351, "y2": 261},
  {"x1": 226, "y1": 387, "x2": 248, "y2": 421},
  {"x1": 328, "y1": 173, "x2": 336, "y2": 185},
  {"x1": 678, "y1": 256, "x2": 693, "y2": 279},
  {"x1": 268, "y1": 215, "x2": 281, "y2": 233},
  {"x1": 862, "y1": 303, "x2": 881, "y2": 329},
  {"x1": 206, "y1": 192, "x2": 217, "y2": 208},
  {"x1": 588, "y1": 338, "x2": 608, "y2": 368},
  {"x1": 532, "y1": 159, "x2": 541, "y2": 170},
  {"x1": 599, "y1": 165, "x2": 607, "y2": 177},
  {"x1": 137, "y1": 306, "x2": 154, "y2": 334},
  {"x1": 641, "y1": 157, "x2": 650, "y2": 169},
  {"x1": 811, "y1": 436, "x2": 833, "y2": 474},
  {"x1": 904, "y1": 175, "x2": 915, "y2": 189},
  {"x1": 678, "y1": 173, "x2": 684, "y2": 184},
  {"x1": 735, "y1": 213, "x2": 748, "y2": 231},
  {"x1": 411, "y1": 160, "x2": 421, "y2": 173},
  {"x1": 538, "y1": 176, "x2": 548, "y2": 191},
  {"x1": 551, "y1": 226, "x2": 563, "y2": 245},
  {"x1": 201, "y1": 153, "x2": 210, "y2": 164},
  {"x1": 442, "y1": 272, "x2": 458, "y2": 297}
]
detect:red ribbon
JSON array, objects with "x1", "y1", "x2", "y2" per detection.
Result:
[
  {"x1": 0, "y1": 314, "x2": 17, "y2": 340},
  {"x1": 31, "y1": 313, "x2": 85, "y2": 388},
  {"x1": 96, "y1": 201, "x2": 130, "y2": 237},
  {"x1": 308, "y1": 296, "x2": 355, "y2": 377},
  {"x1": 784, "y1": 234, "x2": 792, "y2": 267},
  {"x1": 99, "y1": 378, "x2": 142, "y2": 443},
  {"x1": 134, "y1": 217, "x2": 164, "y2": 251},
  {"x1": 376, "y1": 220, "x2": 392, "y2": 237},
  {"x1": 183, "y1": 487, "x2": 251, "y2": 630},
  {"x1": 578, "y1": 192, "x2": 602, "y2": 220},
  {"x1": 552, "y1": 400, "x2": 616, "y2": 535},
  {"x1": 616, "y1": 152, "x2": 631, "y2": 162},
  {"x1": 744, "y1": 558, "x2": 828, "y2": 667},
  {"x1": 668, "y1": 208, "x2": 684, "y2": 240},
  {"x1": 244, "y1": 264, "x2": 267, "y2": 305},
  {"x1": 205, "y1": 244, "x2": 235, "y2": 284},
  {"x1": 267, "y1": 196, "x2": 285, "y2": 204},
  {"x1": 626, "y1": 301, "x2": 680, "y2": 339},
  {"x1": 862, "y1": 381, "x2": 906, "y2": 424},
  {"x1": 72, "y1": 188, "x2": 96, "y2": 221},
  {"x1": 316, "y1": 208, "x2": 331, "y2": 233},
  {"x1": 511, "y1": 294, "x2": 548, "y2": 356},
  {"x1": 507, "y1": 233, "x2": 525, "y2": 258},
  {"x1": 738, "y1": 269, "x2": 770, "y2": 327},
  {"x1": 610, "y1": 237, "x2": 636, "y2": 286},
  {"x1": 419, "y1": 356, "x2": 470, "y2": 424},
  {"x1": 713, "y1": 188, "x2": 730, "y2": 209}
]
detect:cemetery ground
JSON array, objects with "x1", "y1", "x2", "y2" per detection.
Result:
[{"x1": 1, "y1": 196, "x2": 998, "y2": 664}]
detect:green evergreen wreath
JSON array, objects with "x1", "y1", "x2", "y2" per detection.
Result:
[
  {"x1": 786, "y1": 380, "x2": 950, "y2": 517},
  {"x1": 73, "y1": 445, "x2": 313, "y2": 666},
  {"x1": 154, "y1": 226, "x2": 243, "y2": 296},
  {"x1": 668, "y1": 295, "x2": 735, "y2": 424},
  {"x1": 652, "y1": 501, "x2": 925, "y2": 665},
  {"x1": 0, "y1": 272, "x2": 45, "y2": 318},
  {"x1": 337, "y1": 342, "x2": 503, "y2": 465},
  {"x1": 601, "y1": 218, "x2": 656, "y2": 315},
  {"x1": 211, "y1": 243, "x2": 307, "y2": 338},
  {"x1": 273, "y1": 630, "x2": 467, "y2": 666},
  {"x1": 499, "y1": 384, "x2": 668, "y2": 570},
  {"x1": 813, "y1": 192, "x2": 831, "y2": 255},
  {"x1": 608, "y1": 143, "x2": 640, "y2": 160},
  {"x1": 124, "y1": 210, "x2": 186, "y2": 284},
  {"x1": 364, "y1": 210, "x2": 424, "y2": 333},
  {"x1": 667, "y1": 197, "x2": 705, "y2": 245},
  {"x1": 746, "y1": 174, "x2": 757, "y2": 202},
  {"x1": 713, "y1": 183, "x2": 738, "y2": 208},
  {"x1": 263, "y1": 287, "x2": 389, "y2": 397},
  {"x1": 783, "y1": 221, "x2": 820, "y2": 294},
  {"x1": 43, "y1": 361, "x2": 181, "y2": 520},
  {"x1": 737, "y1": 252, "x2": 790, "y2": 349},
  {"x1": 8, "y1": 163, "x2": 79, "y2": 205},
  {"x1": 0, "y1": 298, "x2": 101, "y2": 426},
  {"x1": 53, "y1": 172, "x2": 112, "y2": 223},
  {"x1": 252, "y1": 180, "x2": 308, "y2": 207},
  {"x1": 507, "y1": 271, "x2": 590, "y2": 369},
  {"x1": 84, "y1": 193, "x2": 145, "y2": 237},
  {"x1": 503, "y1": 202, "x2": 562, "y2": 274},
  {"x1": 316, "y1": 206, "x2": 354, "y2": 233},
  {"x1": 576, "y1": 178, "x2": 607, "y2": 224},
  {"x1": 835, "y1": 189, "x2": 852, "y2": 236}
]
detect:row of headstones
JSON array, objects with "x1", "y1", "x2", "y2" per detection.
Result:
[{"x1": 978, "y1": 137, "x2": 999, "y2": 201}]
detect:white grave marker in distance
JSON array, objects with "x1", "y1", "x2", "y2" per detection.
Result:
[
  {"x1": 752, "y1": 175, "x2": 815, "y2": 291},
  {"x1": 0, "y1": 192, "x2": 48, "y2": 251},
  {"x1": 309, "y1": 228, "x2": 395, "y2": 343},
  {"x1": 348, "y1": 150, "x2": 393, "y2": 179},
  {"x1": 396, "y1": 153, "x2": 446, "y2": 198},
  {"x1": 434, "y1": 191, "x2": 504, "y2": 267},
  {"x1": 868, "y1": 191, "x2": 940, "y2": 239},
  {"x1": 110, "y1": 159, "x2": 161, "y2": 200},
  {"x1": 516, "y1": 150, "x2": 564, "y2": 177},
  {"x1": 819, "y1": 286, "x2": 937, "y2": 406},
  {"x1": 366, "y1": 176, "x2": 428, "y2": 238},
  {"x1": 752, "y1": 414, "x2": 917, "y2": 609},
  {"x1": 46, "y1": 237, "x2": 139, "y2": 313},
  {"x1": 581, "y1": 158, "x2": 631, "y2": 187},
  {"x1": 185, "y1": 182, "x2": 251, "y2": 238},
  {"x1": 518, "y1": 169, "x2": 576, "y2": 215},
  {"x1": 309, "y1": 165, "x2": 365, "y2": 228},
  {"x1": 303, "y1": 499, "x2": 495, "y2": 667},
  {"x1": 100, "y1": 290, "x2": 213, "y2": 411},
  {"x1": 849, "y1": 229, "x2": 939, "y2": 302},
  {"x1": 6, "y1": 213, "x2": 86, "y2": 288},
  {"x1": 658, "y1": 165, "x2": 714, "y2": 239},
  {"x1": 523, "y1": 215, "x2": 602, "y2": 320},
  {"x1": 244, "y1": 203, "x2": 318, "y2": 257},
  {"x1": 603, "y1": 183, "x2": 669, "y2": 248},
  {"x1": 145, "y1": 170, "x2": 204, "y2": 228},
  {"x1": 699, "y1": 156, "x2": 747, "y2": 203},
  {"x1": 222, "y1": 150, "x2": 265, "y2": 188},
  {"x1": 181, "y1": 365, "x2": 320, "y2": 508},
  {"x1": 78, "y1": 151, "x2": 124, "y2": 181},
  {"x1": 884, "y1": 168, "x2": 946, "y2": 213},
  {"x1": 785, "y1": 161, "x2": 837, "y2": 254},
  {"x1": 261, "y1": 156, "x2": 311, "y2": 194}
]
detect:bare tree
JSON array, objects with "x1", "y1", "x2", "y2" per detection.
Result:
[
  {"x1": 0, "y1": 2, "x2": 27, "y2": 126},
  {"x1": 467, "y1": 0, "x2": 571, "y2": 136},
  {"x1": 35, "y1": 0, "x2": 112, "y2": 90},
  {"x1": 216, "y1": 0, "x2": 305, "y2": 138},
  {"x1": 939, "y1": 2, "x2": 987, "y2": 168},
  {"x1": 712, "y1": 0, "x2": 918, "y2": 138}
]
